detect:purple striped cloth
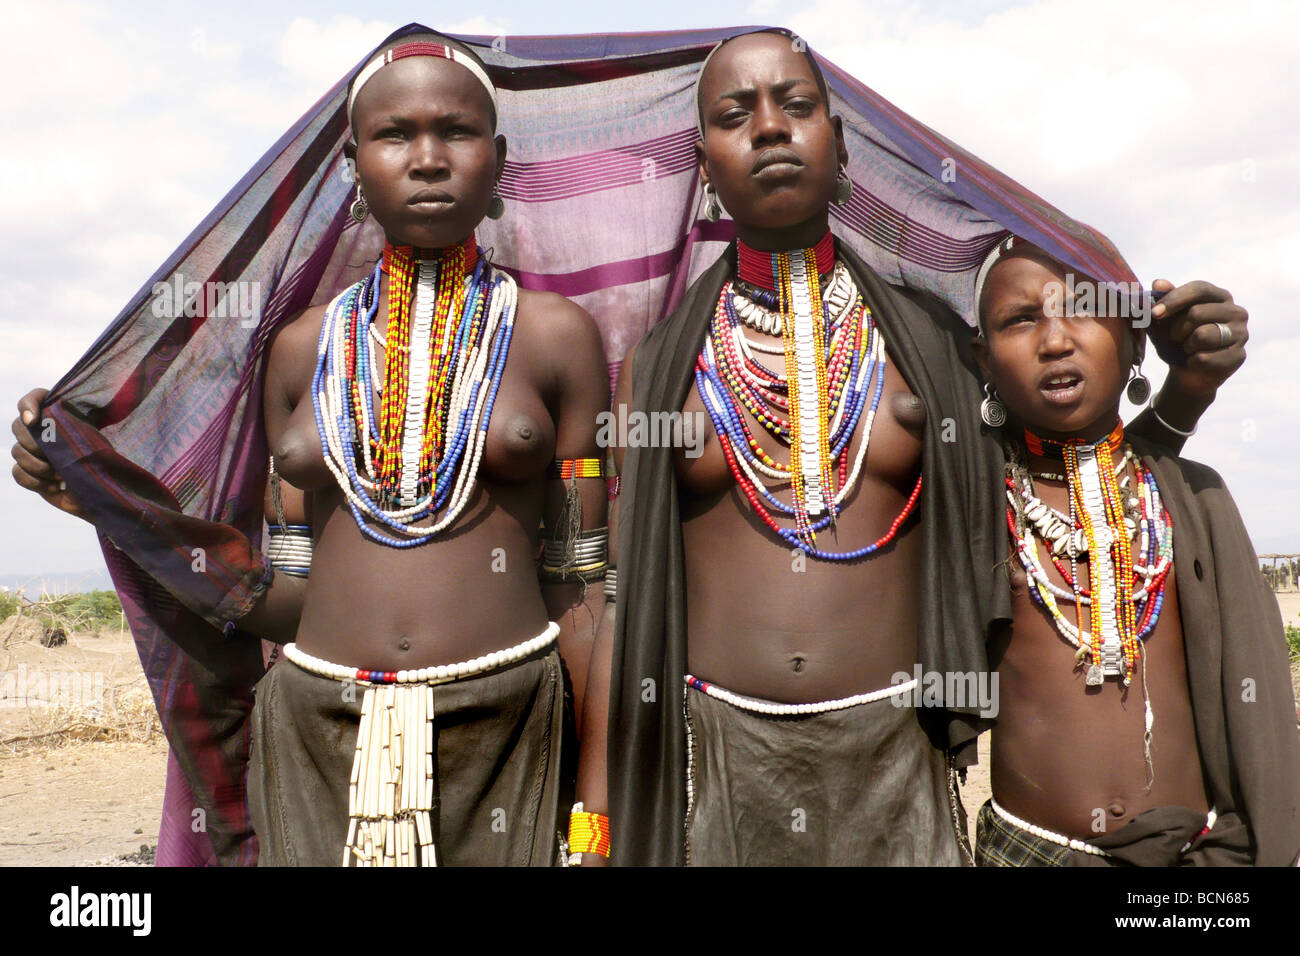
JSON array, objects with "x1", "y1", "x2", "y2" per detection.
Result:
[{"x1": 35, "y1": 23, "x2": 1136, "y2": 866}]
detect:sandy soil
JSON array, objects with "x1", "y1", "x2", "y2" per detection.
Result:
[
  {"x1": 1276, "y1": 592, "x2": 1300, "y2": 630},
  {"x1": 0, "y1": 624, "x2": 166, "y2": 866},
  {"x1": 0, "y1": 593, "x2": 1293, "y2": 867}
]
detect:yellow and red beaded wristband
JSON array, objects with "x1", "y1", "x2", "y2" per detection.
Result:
[
  {"x1": 567, "y1": 803, "x2": 611, "y2": 858},
  {"x1": 549, "y1": 458, "x2": 604, "y2": 480}
]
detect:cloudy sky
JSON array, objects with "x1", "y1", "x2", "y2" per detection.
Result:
[{"x1": 2, "y1": 0, "x2": 1297, "y2": 580}]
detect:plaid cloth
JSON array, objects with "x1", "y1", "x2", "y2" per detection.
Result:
[{"x1": 974, "y1": 799, "x2": 1080, "y2": 867}]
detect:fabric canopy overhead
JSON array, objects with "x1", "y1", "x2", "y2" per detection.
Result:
[{"x1": 35, "y1": 22, "x2": 1137, "y2": 865}]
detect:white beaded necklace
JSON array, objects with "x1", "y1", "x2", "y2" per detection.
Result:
[{"x1": 314, "y1": 258, "x2": 517, "y2": 545}]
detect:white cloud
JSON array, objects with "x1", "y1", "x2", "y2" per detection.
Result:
[
  {"x1": 276, "y1": 15, "x2": 515, "y2": 96},
  {"x1": 278, "y1": 16, "x2": 398, "y2": 93}
]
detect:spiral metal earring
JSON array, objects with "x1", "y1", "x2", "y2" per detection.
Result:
[
  {"x1": 980, "y1": 382, "x2": 1007, "y2": 428},
  {"x1": 349, "y1": 184, "x2": 368, "y2": 223}
]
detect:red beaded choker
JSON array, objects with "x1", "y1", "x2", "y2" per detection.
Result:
[
  {"x1": 1024, "y1": 420, "x2": 1125, "y2": 460},
  {"x1": 380, "y1": 235, "x2": 479, "y2": 275},
  {"x1": 736, "y1": 231, "x2": 835, "y2": 291}
]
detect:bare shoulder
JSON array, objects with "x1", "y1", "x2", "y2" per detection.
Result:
[
  {"x1": 269, "y1": 302, "x2": 328, "y2": 365},
  {"x1": 515, "y1": 288, "x2": 602, "y2": 352},
  {"x1": 514, "y1": 288, "x2": 607, "y2": 394},
  {"x1": 266, "y1": 302, "x2": 330, "y2": 400}
]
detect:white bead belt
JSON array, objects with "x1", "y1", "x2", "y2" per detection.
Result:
[
  {"x1": 989, "y1": 797, "x2": 1109, "y2": 857},
  {"x1": 684, "y1": 674, "x2": 917, "y2": 716},
  {"x1": 284, "y1": 621, "x2": 560, "y2": 686}
]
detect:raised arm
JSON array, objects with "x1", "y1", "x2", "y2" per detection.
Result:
[{"x1": 1129, "y1": 279, "x2": 1248, "y2": 450}]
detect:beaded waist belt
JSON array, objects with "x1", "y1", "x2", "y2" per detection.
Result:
[
  {"x1": 989, "y1": 797, "x2": 1109, "y2": 857},
  {"x1": 282, "y1": 623, "x2": 559, "y2": 866},
  {"x1": 990, "y1": 798, "x2": 1218, "y2": 859},
  {"x1": 282, "y1": 621, "x2": 559, "y2": 686},
  {"x1": 684, "y1": 674, "x2": 917, "y2": 716}
]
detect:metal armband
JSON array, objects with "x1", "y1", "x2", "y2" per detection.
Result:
[
  {"x1": 268, "y1": 454, "x2": 312, "y2": 578},
  {"x1": 539, "y1": 528, "x2": 608, "y2": 584}
]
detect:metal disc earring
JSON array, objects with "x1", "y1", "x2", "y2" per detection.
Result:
[
  {"x1": 1125, "y1": 365, "x2": 1152, "y2": 405},
  {"x1": 833, "y1": 163, "x2": 853, "y2": 205},
  {"x1": 980, "y1": 382, "x2": 1007, "y2": 427},
  {"x1": 703, "y1": 183, "x2": 721, "y2": 223},
  {"x1": 486, "y1": 184, "x2": 505, "y2": 221},
  {"x1": 350, "y1": 184, "x2": 368, "y2": 223}
]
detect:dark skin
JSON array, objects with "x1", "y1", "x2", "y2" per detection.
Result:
[
  {"x1": 573, "y1": 33, "x2": 1248, "y2": 863},
  {"x1": 680, "y1": 33, "x2": 927, "y2": 699},
  {"x1": 10, "y1": 51, "x2": 610, "y2": 723},
  {"x1": 576, "y1": 33, "x2": 924, "y2": 865},
  {"x1": 973, "y1": 250, "x2": 1219, "y2": 837},
  {"x1": 256, "y1": 54, "x2": 610, "y2": 715}
]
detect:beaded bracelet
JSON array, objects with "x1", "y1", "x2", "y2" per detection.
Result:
[
  {"x1": 567, "y1": 802, "x2": 611, "y2": 858},
  {"x1": 548, "y1": 457, "x2": 604, "y2": 480}
]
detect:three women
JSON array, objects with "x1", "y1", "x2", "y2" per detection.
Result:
[{"x1": 11, "y1": 26, "x2": 1262, "y2": 867}]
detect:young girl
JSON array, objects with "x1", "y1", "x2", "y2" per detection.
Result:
[
  {"x1": 971, "y1": 238, "x2": 1300, "y2": 865},
  {"x1": 13, "y1": 31, "x2": 611, "y2": 867}
]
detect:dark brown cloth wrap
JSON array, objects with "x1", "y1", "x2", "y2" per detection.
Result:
[
  {"x1": 1066, "y1": 437, "x2": 1300, "y2": 867},
  {"x1": 684, "y1": 683, "x2": 965, "y2": 866},
  {"x1": 609, "y1": 241, "x2": 1012, "y2": 866},
  {"x1": 247, "y1": 647, "x2": 572, "y2": 866}
]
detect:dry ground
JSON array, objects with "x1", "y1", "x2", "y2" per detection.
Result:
[
  {"x1": 0, "y1": 595, "x2": 1295, "y2": 867},
  {"x1": 0, "y1": 620, "x2": 166, "y2": 866}
]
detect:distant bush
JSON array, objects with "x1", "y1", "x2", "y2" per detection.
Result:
[
  {"x1": 1288, "y1": 624, "x2": 1300, "y2": 663},
  {"x1": 0, "y1": 589, "x2": 123, "y2": 633}
]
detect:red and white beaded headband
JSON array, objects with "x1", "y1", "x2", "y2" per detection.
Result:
[{"x1": 348, "y1": 41, "x2": 498, "y2": 125}]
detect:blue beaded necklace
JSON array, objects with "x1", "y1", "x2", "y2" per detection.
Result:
[{"x1": 312, "y1": 246, "x2": 517, "y2": 547}]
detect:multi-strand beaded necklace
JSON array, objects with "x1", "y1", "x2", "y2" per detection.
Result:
[
  {"x1": 1006, "y1": 423, "x2": 1173, "y2": 687},
  {"x1": 695, "y1": 233, "x2": 922, "y2": 559},
  {"x1": 313, "y1": 236, "x2": 517, "y2": 546}
]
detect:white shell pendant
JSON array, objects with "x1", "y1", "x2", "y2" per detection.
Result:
[{"x1": 1085, "y1": 664, "x2": 1104, "y2": 686}]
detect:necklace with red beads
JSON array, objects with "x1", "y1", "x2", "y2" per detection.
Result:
[{"x1": 693, "y1": 233, "x2": 922, "y2": 559}]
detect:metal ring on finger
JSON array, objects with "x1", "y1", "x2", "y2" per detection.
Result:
[{"x1": 1216, "y1": 322, "x2": 1233, "y2": 348}]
